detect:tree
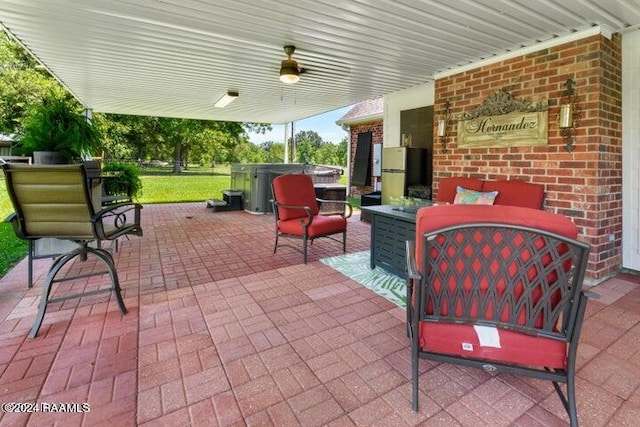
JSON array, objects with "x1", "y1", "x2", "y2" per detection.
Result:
[
  {"x1": 315, "y1": 142, "x2": 339, "y2": 166},
  {"x1": 336, "y1": 137, "x2": 349, "y2": 167},
  {"x1": 295, "y1": 130, "x2": 324, "y2": 149},
  {"x1": 260, "y1": 141, "x2": 284, "y2": 163},
  {"x1": 294, "y1": 139, "x2": 314, "y2": 164},
  {"x1": 234, "y1": 139, "x2": 265, "y2": 163},
  {"x1": 0, "y1": 30, "x2": 60, "y2": 136}
]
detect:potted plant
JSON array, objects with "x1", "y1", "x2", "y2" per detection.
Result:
[
  {"x1": 102, "y1": 162, "x2": 143, "y2": 201},
  {"x1": 16, "y1": 95, "x2": 102, "y2": 164}
]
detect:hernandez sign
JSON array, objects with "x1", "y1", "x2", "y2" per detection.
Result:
[{"x1": 457, "y1": 110, "x2": 548, "y2": 148}]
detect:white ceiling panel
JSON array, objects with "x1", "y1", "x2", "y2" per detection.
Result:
[{"x1": 1, "y1": 0, "x2": 639, "y2": 124}]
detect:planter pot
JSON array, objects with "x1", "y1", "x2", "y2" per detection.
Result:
[
  {"x1": 33, "y1": 151, "x2": 67, "y2": 165},
  {"x1": 83, "y1": 160, "x2": 101, "y2": 178}
]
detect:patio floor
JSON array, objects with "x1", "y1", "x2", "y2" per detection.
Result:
[{"x1": 0, "y1": 202, "x2": 639, "y2": 426}]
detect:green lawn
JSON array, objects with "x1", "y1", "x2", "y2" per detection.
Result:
[
  {"x1": 0, "y1": 166, "x2": 356, "y2": 279},
  {"x1": 139, "y1": 175, "x2": 231, "y2": 203},
  {"x1": 0, "y1": 179, "x2": 28, "y2": 278}
]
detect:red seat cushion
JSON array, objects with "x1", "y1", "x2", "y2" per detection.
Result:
[
  {"x1": 419, "y1": 322, "x2": 567, "y2": 369},
  {"x1": 481, "y1": 180, "x2": 544, "y2": 209},
  {"x1": 272, "y1": 174, "x2": 319, "y2": 220},
  {"x1": 278, "y1": 214, "x2": 347, "y2": 237},
  {"x1": 436, "y1": 177, "x2": 484, "y2": 203}
]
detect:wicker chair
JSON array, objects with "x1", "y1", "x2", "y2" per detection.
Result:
[{"x1": 2, "y1": 163, "x2": 142, "y2": 338}]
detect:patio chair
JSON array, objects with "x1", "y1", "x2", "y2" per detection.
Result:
[
  {"x1": 405, "y1": 204, "x2": 592, "y2": 426},
  {"x1": 2, "y1": 163, "x2": 143, "y2": 338},
  {"x1": 271, "y1": 173, "x2": 352, "y2": 263}
]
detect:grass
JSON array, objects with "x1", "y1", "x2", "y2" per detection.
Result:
[
  {"x1": 0, "y1": 164, "x2": 356, "y2": 279},
  {"x1": 0, "y1": 179, "x2": 28, "y2": 278},
  {"x1": 138, "y1": 175, "x2": 231, "y2": 203}
]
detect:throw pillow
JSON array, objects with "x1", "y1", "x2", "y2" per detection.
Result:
[{"x1": 453, "y1": 186, "x2": 498, "y2": 205}]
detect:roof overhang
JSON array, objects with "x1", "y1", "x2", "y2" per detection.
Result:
[{"x1": 1, "y1": 1, "x2": 638, "y2": 124}]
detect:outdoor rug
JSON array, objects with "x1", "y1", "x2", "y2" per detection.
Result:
[{"x1": 320, "y1": 251, "x2": 406, "y2": 308}]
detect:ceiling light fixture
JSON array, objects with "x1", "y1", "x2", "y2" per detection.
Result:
[
  {"x1": 279, "y1": 45, "x2": 300, "y2": 84},
  {"x1": 214, "y1": 90, "x2": 239, "y2": 108}
]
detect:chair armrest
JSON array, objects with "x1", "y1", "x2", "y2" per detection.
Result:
[
  {"x1": 91, "y1": 202, "x2": 143, "y2": 240},
  {"x1": 316, "y1": 198, "x2": 353, "y2": 219},
  {"x1": 273, "y1": 202, "x2": 314, "y2": 225},
  {"x1": 5, "y1": 212, "x2": 28, "y2": 240},
  {"x1": 405, "y1": 240, "x2": 421, "y2": 280}
]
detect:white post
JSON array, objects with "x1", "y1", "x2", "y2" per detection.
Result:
[
  {"x1": 346, "y1": 133, "x2": 351, "y2": 197},
  {"x1": 284, "y1": 123, "x2": 289, "y2": 163},
  {"x1": 291, "y1": 122, "x2": 295, "y2": 162}
]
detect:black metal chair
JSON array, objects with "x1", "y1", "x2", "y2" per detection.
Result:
[
  {"x1": 406, "y1": 204, "x2": 592, "y2": 426},
  {"x1": 2, "y1": 163, "x2": 143, "y2": 338}
]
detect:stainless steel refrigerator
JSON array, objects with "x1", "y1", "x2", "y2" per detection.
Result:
[{"x1": 381, "y1": 147, "x2": 429, "y2": 204}]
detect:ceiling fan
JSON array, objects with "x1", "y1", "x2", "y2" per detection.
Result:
[{"x1": 279, "y1": 45, "x2": 306, "y2": 84}]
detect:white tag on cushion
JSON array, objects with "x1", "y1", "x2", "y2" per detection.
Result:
[
  {"x1": 473, "y1": 325, "x2": 502, "y2": 348},
  {"x1": 453, "y1": 186, "x2": 498, "y2": 205}
]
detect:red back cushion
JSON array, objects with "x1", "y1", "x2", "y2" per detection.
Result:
[
  {"x1": 414, "y1": 204, "x2": 579, "y2": 327},
  {"x1": 481, "y1": 180, "x2": 545, "y2": 209},
  {"x1": 272, "y1": 174, "x2": 319, "y2": 220},
  {"x1": 436, "y1": 177, "x2": 484, "y2": 203},
  {"x1": 415, "y1": 204, "x2": 578, "y2": 271}
]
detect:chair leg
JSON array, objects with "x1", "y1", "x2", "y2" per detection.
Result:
[
  {"x1": 273, "y1": 232, "x2": 279, "y2": 254},
  {"x1": 303, "y1": 235, "x2": 308, "y2": 264},
  {"x1": 28, "y1": 246, "x2": 127, "y2": 338},
  {"x1": 567, "y1": 375, "x2": 578, "y2": 427},
  {"x1": 29, "y1": 250, "x2": 79, "y2": 338},
  {"x1": 88, "y1": 247, "x2": 127, "y2": 315},
  {"x1": 28, "y1": 240, "x2": 34, "y2": 288},
  {"x1": 411, "y1": 324, "x2": 420, "y2": 412},
  {"x1": 342, "y1": 230, "x2": 347, "y2": 253}
]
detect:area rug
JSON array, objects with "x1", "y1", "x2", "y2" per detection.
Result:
[{"x1": 320, "y1": 251, "x2": 406, "y2": 308}]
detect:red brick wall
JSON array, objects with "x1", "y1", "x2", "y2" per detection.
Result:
[
  {"x1": 434, "y1": 34, "x2": 622, "y2": 282},
  {"x1": 348, "y1": 120, "x2": 383, "y2": 197}
]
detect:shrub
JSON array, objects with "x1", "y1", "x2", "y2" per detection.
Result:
[{"x1": 102, "y1": 162, "x2": 143, "y2": 199}]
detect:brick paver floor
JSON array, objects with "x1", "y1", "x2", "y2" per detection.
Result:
[{"x1": 0, "y1": 203, "x2": 638, "y2": 426}]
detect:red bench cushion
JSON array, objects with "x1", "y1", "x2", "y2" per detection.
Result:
[
  {"x1": 436, "y1": 177, "x2": 484, "y2": 203},
  {"x1": 481, "y1": 180, "x2": 544, "y2": 209}
]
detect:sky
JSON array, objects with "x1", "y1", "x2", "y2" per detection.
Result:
[{"x1": 247, "y1": 105, "x2": 352, "y2": 145}]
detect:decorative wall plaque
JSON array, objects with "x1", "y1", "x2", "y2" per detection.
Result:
[{"x1": 457, "y1": 89, "x2": 548, "y2": 148}]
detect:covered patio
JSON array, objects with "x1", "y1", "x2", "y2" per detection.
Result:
[
  {"x1": 2, "y1": 1, "x2": 640, "y2": 425},
  {"x1": 0, "y1": 205, "x2": 638, "y2": 426}
]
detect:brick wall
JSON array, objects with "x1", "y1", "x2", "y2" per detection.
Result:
[
  {"x1": 348, "y1": 120, "x2": 383, "y2": 197},
  {"x1": 434, "y1": 34, "x2": 622, "y2": 282}
]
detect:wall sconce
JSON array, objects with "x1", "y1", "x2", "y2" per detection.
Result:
[
  {"x1": 438, "y1": 101, "x2": 451, "y2": 153},
  {"x1": 558, "y1": 78, "x2": 579, "y2": 152}
]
